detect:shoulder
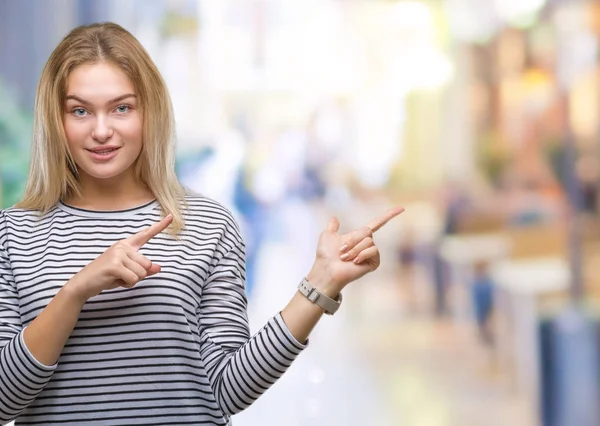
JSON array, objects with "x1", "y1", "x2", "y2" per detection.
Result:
[
  {"x1": 1, "y1": 206, "x2": 35, "y2": 228},
  {"x1": 183, "y1": 192, "x2": 238, "y2": 223},
  {"x1": 0, "y1": 207, "x2": 38, "y2": 246},
  {"x1": 182, "y1": 192, "x2": 243, "y2": 240},
  {"x1": 1, "y1": 205, "x2": 58, "y2": 222},
  {"x1": 0, "y1": 205, "x2": 60, "y2": 235}
]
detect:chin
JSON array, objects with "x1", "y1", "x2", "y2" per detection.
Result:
[
  {"x1": 79, "y1": 163, "x2": 135, "y2": 181},
  {"x1": 89, "y1": 171, "x2": 127, "y2": 180}
]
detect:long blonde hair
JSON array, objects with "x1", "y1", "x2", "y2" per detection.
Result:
[{"x1": 17, "y1": 22, "x2": 186, "y2": 233}]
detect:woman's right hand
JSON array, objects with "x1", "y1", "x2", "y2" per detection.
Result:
[{"x1": 66, "y1": 214, "x2": 173, "y2": 303}]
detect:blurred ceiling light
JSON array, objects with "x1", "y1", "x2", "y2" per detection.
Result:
[
  {"x1": 380, "y1": 2, "x2": 453, "y2": 91},
  {"x1": 414, "y1": 51, "x2": 454, "y2": 90},
  {"x1": 387, "y1": 1, "x2": 432, "y2": 29},
  {"x1": 494, "y1": 0, "x2": 548, "y2": 28},
  {"x1": 444, "y1": 0, "x2": 500, "y2": 43},
  {"x1": 390, "y1": 49, "x2": 454, "y2": 92},
  {"x1": 445, "y1": 0, "x2": 547, "y2": 41}
]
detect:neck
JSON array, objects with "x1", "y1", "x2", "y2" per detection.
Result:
[{"x1": 66, "y1": 173, "x2": 154, "y2": 211}]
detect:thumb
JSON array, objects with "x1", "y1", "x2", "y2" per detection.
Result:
[{"x1": 326, "y1": 216, "x2": 340, "y2": 233}]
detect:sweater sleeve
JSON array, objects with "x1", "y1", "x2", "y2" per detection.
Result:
[
  {"x1": 0, "y1": 213, "x2": 56, "y2": 424},
  {"x1": 198, "y1": 234, "x2": 307, "y2": 416}
]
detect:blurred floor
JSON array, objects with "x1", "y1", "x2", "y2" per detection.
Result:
[{"x1": 353, "y1": 279, "x2": 535, "y2": 426}]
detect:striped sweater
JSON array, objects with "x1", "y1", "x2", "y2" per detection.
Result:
[{"x1": 0, "y1": 195, "x2": 306, "y2": 425}]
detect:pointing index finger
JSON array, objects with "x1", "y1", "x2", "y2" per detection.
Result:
[
  {"x1": 128, "y1": 214, "x2": 173, "y2": 249},
  {"x1": 366, "y1": 206, "x2": 404, "y2": 233}
]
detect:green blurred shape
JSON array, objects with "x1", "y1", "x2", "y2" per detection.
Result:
[{"x1": 0, "y1": 78, "x2": 32, "y2": 208}]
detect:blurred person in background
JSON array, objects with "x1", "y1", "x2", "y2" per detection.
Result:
[
  {"x1": 429, "y1": 182, "x2": 471, "y2": 318},
  {"x1": 397, "y1": 226, "x2": 419, "y2": 314},
  {"x1": 0, "y1": 22, "x2": 404, "y2": 425},
  {"x1": 470, "y1": 260, "x2": 495, "y2": 346},
  {"x1": 506, "y1": 177, "x2": 557, "y2": 227},
  {"x1": 576, "y1": 155, "x2": 599, "y2": 216}
]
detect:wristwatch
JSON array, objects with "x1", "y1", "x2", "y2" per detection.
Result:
[{"x1": 297, "y1": 277, "x2": 342, "y2": 315}]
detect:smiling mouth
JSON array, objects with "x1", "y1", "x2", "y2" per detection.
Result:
[{"x1": 87, "y1": 148, "x2": 120, "y2": 155}]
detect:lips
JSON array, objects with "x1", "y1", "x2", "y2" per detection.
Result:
[
  {"x1": 86, "y1": 147, "x2": 120, "y2": 154},
  {"x1": 86, "y1": 146, "x2": 121, "y2": 161}
]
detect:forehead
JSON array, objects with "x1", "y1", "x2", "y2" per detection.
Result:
[{"x1": 65, "y1": 62, "x2": 135, "y2": 101}]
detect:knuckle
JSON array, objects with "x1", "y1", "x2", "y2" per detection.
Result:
[
  {"x1": 113, "y1": 241, "x2": 126, "y2": 250},
  {"x1": 113, "y1": 244, "x2": 130, "y2": 256}
]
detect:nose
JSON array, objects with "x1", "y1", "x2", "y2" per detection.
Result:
[{"x1": 91, "y1": 115, "x2": 114, "y2": 142}]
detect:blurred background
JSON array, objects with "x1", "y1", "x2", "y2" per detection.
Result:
[{"x1": 2, "y1": 0, "x2": 600, "y2": 425}]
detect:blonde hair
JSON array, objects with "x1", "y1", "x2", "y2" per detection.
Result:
[{"x1": 17, "y1": 22, "x2": 186, "y2": 233}]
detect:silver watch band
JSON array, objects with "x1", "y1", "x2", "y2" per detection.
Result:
[{"x1": 297, "y1": 277, "x2": 342, "y2": 315}]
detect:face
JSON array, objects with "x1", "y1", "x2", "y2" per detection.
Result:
[{"x1": 63, "y1": 62, "x2": 142, "y2": 185}]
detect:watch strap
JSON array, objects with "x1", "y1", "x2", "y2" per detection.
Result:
[{"x1": 297, "y1": 277, "x2": 342, "y2": 315}]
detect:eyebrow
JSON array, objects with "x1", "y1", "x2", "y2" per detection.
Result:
[{"x1": 65, "y1": 93, "x2": 136, "y2": 105}]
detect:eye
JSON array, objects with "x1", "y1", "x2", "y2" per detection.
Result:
[
  {"x1": 115, "y1": 105, "x2": 130, "y2": 114},
  {"x1": 72, "y1": 108, "x2": 88, "y2": 117}
]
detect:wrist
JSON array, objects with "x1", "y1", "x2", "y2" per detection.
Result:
[
  {"x1": 305, "y1": 269, "x2": 342, "y2": 298},
  {"x1": 62, "y1": 276, "x2": 89, "y2": 307}
]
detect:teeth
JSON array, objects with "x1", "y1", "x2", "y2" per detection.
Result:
[{"x1": 95, "y1": 149, "x2": 115, "y2": 154}]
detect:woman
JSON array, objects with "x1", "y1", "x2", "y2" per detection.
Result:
[{"x1": 0, "y1": 22, "x2": 403, "y2": 425}]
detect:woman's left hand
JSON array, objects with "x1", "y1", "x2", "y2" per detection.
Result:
[{"x1": 306, "y1": 206, "x2": 405, "y2": 296}]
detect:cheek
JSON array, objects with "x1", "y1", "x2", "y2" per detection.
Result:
[
  {"x1": 63, "y1": 120, "x2": 86, "y2": 150},
  {"x1": 121, "y1": 119, "x2": 143, "y2": 149}
]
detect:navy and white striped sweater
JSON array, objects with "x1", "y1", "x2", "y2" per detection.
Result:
[{"x1": 0, "y1": 194, "x2": 305, "y2": 425}]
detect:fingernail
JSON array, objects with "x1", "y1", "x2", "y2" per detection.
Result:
[
  {"x1": 340, "y1": 253, "x2": 349, "y2": 260},
  {"x1": 340, "y1": 244, "x2": 348, "y2": 253},
  {"x1": 354, "y1": 257, "x2": 360, "y2": 264}
]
